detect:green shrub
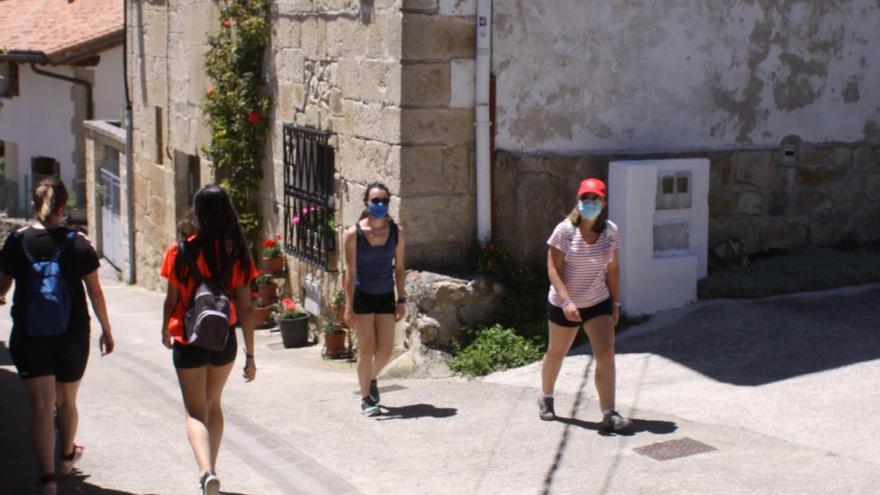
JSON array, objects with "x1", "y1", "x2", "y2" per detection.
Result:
[{"x1": 450, "y1": 325, "x2": 545, "y2": 378}]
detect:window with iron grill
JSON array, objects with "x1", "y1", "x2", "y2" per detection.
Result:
[{"x1": 283, "y1": 125, "x2": 336, "y2": 270}]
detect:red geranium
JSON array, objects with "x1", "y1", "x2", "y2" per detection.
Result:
[
  {"x1": 223, "y1": 17, "x2": 233, "y2": 27},
  {"x1": 263, "y1": 239, "x2": 276, "y2": 248},
  {"x1": 207, "y1": 86, "x2": 215, "y2": 96},
  {"x1": 247, "y1": 111, "x2": 260, "y2": 124}
]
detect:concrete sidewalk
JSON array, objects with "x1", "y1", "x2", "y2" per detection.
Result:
[{"x1": 2, "y1": 274, "x2": 879, "y2": 494}]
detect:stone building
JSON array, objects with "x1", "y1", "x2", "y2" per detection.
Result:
[{"x1": 118, "y1": 0, "x2": 880, "y2": 305}]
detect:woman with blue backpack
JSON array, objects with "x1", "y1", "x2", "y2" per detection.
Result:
[
  {"x1": 538, "y1": 177, "x2": 632, "y2": 433},
  {"x1": 159, "y1": 184, "x2": 259, "y2": 495},
  {"x1": 0, "y1": 178, "x2": 114, "y2": 495},
  {"x1": 342, "y1": 182, "x2": 407, "y2": 417}
]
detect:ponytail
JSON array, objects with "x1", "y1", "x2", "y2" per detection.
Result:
[{"x1": 33, "y1": 178, "x2": 68, "y2": 224}]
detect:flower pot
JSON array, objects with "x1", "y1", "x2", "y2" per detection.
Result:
[
  {"x1": 257, "y1": 282, "x2": 278, "y2": 302},
  {"x1": 254, "y1": 306, "x2": 273, "y2": 329},
  {"x1": 332, "y1": 304, "x2": 347, "y2": 328},
  {"x1": 262, "y1": 256, "x2": 284, "y2": 275},
  {"x1": 323, "y1": 329, "x2": 348, "y2": 359},
  {"x1": 279, "y1": 314, "x2": 310, "y2": 348}
]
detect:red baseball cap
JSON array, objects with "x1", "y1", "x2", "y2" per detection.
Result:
[{"x1": 577, "y1": 178, "x2": 606, "y2": 197}]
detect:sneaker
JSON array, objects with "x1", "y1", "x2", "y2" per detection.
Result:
[
  {"x1": 58, "y1": 443, "x2": 83, "y2": 475},
  {"x1": 369, "y1": 379, "x2": 380, "y2": 403},
  {"x1": 361, "y1": 396, "x2": 380, "y2": 417},
  {"x1": 538, "y1": 393, "x2": 556, "y2": 421},
  {"x1": 199, "y1": 471, "x2": 220, "y2": 495},
  {"x1": 34, "y1": 474, "x2": 57, "y2": 495},
  {"x1": 601, "y1": 410, "x2": 633, "y2": 432}
]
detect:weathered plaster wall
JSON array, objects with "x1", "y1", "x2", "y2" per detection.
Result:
[{"x1": 493, "y1": 0, "x2": 880, "y2": 153}]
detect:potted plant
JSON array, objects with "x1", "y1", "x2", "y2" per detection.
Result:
[
  {"x1": 322, "y1": 319, "x2": 349, "y2": 359},
  {"x1": 331, "y1": 288, "x2": 346, "y2": 328},
  {"x1": 277, "y1": 296, "x2": 310, "y2": 348},
  {"x1": 253, "y1": 294, "x2": 275, "y2": 329},
  {"x1": 261, "y1": 235, "x2": 284, "y2": 275},
  {"x1": 254, "y1": 273, "x2": 277, "y2": 303}
]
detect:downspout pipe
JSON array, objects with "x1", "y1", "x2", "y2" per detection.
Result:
[
  {"x1": 123, "y1": 0, "x2": 136, "y2": 284},
  {"x1": 475, "y1": 0, "x2": 493, "y2": 246},
  {"x1": 29, "y1": 63, "x2": 94, "y2": 120}
]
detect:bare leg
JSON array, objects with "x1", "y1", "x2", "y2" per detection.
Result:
[
  {"x1": 205, "y1": 362, "x2": 234, "y2": 471},
  {"x1": 23, "y1": 376, "x2": 57, "y2": 477},
  {"x1": 353, "y1": 313, "x2": 377, "y2": 398},
  {"x1": 370, "y1": 315, "x2": 396, "y2": 379},
  {"x1": 175, "y1": 366, "x2": 212, "y2": 476},
  {"x1": 55, "y1": 379, "x2": 82, "y2": 457},
  {"x1": 584, "y1": 315, "x2": 616, "y2": 412},
  {"x1": 540, "y1": 322, "x2": 579, "y2": 396}
]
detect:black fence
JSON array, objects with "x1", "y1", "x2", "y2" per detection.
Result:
[{"x1": 282, "y1": 125, "x2": 337, "y2": 270}]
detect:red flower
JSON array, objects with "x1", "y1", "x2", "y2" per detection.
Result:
[
  {"x1": 223, "y1": 17, "x2": 233, "y2": 27},
  {"x1": 263, "y1": 239, "x2": 276, "y2": 248},
  {"x1": 207, "y1": 86, "x2": 215, "y2": 96},
  {"x1": 282, "y1": 297, "x2": 296, "y2": 311},
  {"x1": 247, "y1": 111, "x2": 260, "y2": 124},
  {"x1": 276, "y1": 233, "x2": 282, "y2": 240}
]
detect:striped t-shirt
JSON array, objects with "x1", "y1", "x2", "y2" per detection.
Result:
[{"x1": 547, "y1": 219, "x2": 622, "y2": 309}]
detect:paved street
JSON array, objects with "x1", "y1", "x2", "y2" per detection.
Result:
[{"x1": 2, "y1": 273, "x2": 879, "y2": 494}]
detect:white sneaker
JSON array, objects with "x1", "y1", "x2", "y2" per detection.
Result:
[{"x1": 199, "y1": 471, "x2": 220, "y2": 495}]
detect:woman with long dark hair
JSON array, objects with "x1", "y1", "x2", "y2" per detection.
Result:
[
  {"x1": 0, "y1": 178, "x2": 113, "y2": 495},
  {"x1": 343, "y1": 182, "x2": 407, "y2": 417},
  {"x1": 159, "y1": 184, "x2": 259, "y2": 495},
  {"x1": 538, "y1": 177, "x2": 631, "y2": 432}
]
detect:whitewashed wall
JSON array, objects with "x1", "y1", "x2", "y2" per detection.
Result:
[
  {"x1": 0, "y1": 46, "x2": 124, "y2": 212},
  {"x1": 493, "y1": 1, "x2": 880, "y2": 154}
]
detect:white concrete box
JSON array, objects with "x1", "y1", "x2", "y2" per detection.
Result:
[{"x1": 609, "y1": 158, "x2": 709, "y2": 315}]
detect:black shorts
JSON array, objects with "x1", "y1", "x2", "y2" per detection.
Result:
[
  {"x1": 172, "y1": 327, "x2": 237, "y2": 369},
  {"x1": 547, "y1": 298, "x2": 613, "y2": 328},
  {"x1": 353, "y1": 289, "x2": 396, "y2": 315},
  {"x1": 10, "y1": 328, "x2": 91, "y2": 383}
]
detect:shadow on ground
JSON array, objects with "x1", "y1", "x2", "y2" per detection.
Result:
[
  {"x1": 554, "y1": 417, "x2": 677, "y2": 436},
  {"x1": 377, "y1": 403, "x2": 458, "y2": 420},
  {"x1": 577, "y1": 287, "x2": 880, "y2": 386},
  {"x1": 0, "y1": 341, "x2": 139, "y2": 494}
]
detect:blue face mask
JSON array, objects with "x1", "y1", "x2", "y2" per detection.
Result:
[
  {"x1": 368, "y1": 201, "x2": 389, "y2": 219},
  {"x1": 578, "y1": 199, "x2": 603, "y2": 220}
]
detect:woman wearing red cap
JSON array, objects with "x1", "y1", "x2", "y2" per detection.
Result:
[{"x1": 538, "y1": 177, "x2": 632, "y2": 432}]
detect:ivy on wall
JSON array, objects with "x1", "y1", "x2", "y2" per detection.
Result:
[{"x1": 203, "y1": 0, "x2": 271, "y2": 243}]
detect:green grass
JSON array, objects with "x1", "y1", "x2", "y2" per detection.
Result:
[{"x1": 698, "y1": 246, "x2": 880, "y2": 299}]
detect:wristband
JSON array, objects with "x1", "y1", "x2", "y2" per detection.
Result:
[
  {"x1": 561, "y1": 300, "x2": 574, "y2": 309},
  {"x1": 613, "y1": 301, "x2": 622, "y2": 307},
  {"x1": 245, "y1": 352, "x2": 254, "y2": 359}
]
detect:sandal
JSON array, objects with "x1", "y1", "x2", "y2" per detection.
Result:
[{"x1": 58, "y1": 442, "x2": 84, "y2": 475}]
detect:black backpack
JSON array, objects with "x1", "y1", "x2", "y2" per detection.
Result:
[{"x1": 179, "y1": 241, "x2": 232, "y2": 351}]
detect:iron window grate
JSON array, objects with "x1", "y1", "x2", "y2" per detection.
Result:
[{"x1": 282, "y1": 125, "x2": 337, "y2": 270}]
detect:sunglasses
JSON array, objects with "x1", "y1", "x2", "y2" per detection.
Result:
[
  {"x1": 370, "y1": 197, "x2": 390, "y2": 205},
  {"x1": 579, "y1": 194, "x2": 602, "y2": 202}
]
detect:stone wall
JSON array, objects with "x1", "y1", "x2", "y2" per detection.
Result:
[
  {"x1": 495, "y1": 141, "x2": 880, "y2": 266},
  {"x1": 128, "y1": 0, "x2": 219, "y2": 290}
]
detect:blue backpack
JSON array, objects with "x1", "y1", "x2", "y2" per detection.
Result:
[{"x1": 18, "y1": 229, "x2": 76, "y2": 336}]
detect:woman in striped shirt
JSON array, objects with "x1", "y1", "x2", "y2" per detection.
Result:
[{"x1": 538, "y1": 177, "x2": 632, "y2": 432}]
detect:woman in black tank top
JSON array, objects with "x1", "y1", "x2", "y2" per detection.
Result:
[
  {"x1": 342, "y1": 182, "x2": 407, "y2": 417},
  {"x1": 0, "y1": 178, "x2": 114, "y2": 494}
]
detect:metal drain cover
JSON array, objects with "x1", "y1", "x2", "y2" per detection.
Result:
[{"x1": 634, "y1": 437, "x2": 717, "y2": 461}]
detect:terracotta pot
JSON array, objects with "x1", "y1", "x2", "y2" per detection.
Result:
[
  {"x1": 279, "y1": 314, "x2": 310, "y2": 348},
  {"x1": 257, "y1": 282, "x2": 278, "y2": 302},
  {"x1": 253, "y1": 306, "x2": 273, "y2": 328},
  {"x1": 323, "y1": 329, "x2": 348, "y2": 359},
  {"x1": 332, "y1": 304, "x2": 347, "y2": 328},
  {"x1": 262, "y1": 256, "x2": 284, "y2": 275}
]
